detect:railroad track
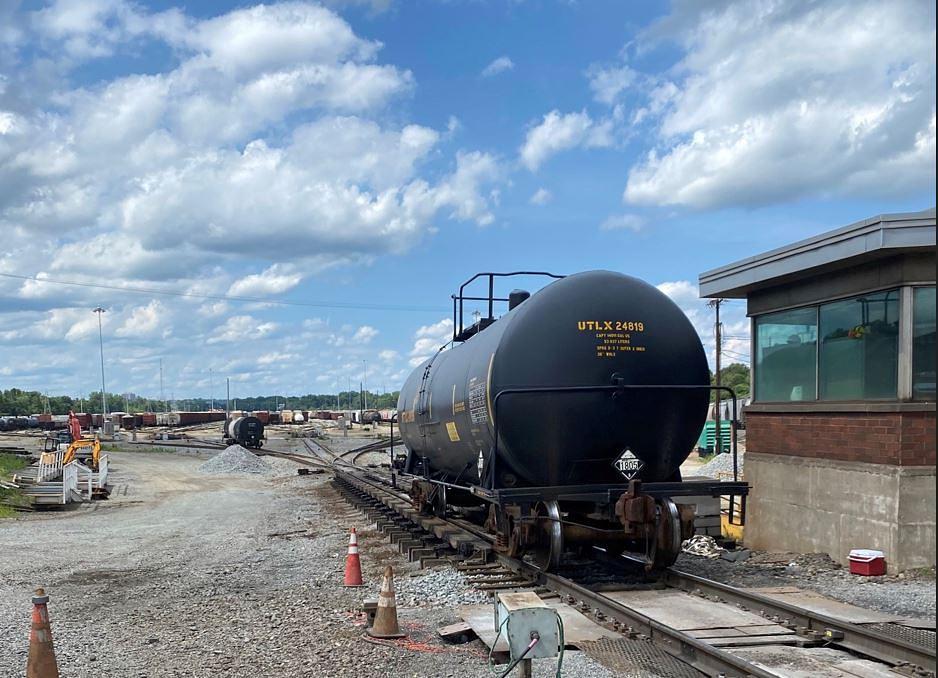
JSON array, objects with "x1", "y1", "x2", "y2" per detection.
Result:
[{"x1": 329, "y1": 466, "x2": 936, "y2": 678}]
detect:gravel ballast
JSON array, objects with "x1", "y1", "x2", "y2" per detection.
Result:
[
  {"x1": 694, "y1": 451, "x2": 744, "y2": 478},
  {"x1": 0, "y1": 446, "x2": 621, "y2": 677}
]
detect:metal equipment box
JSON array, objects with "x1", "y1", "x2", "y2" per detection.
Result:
[{"x1": 493, "y1": 591, "x2": 560, "y2": 661}]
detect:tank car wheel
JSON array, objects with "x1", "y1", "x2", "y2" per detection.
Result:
[
  {"x1": 529, "y1": 500, "x2": 563, "y2": 571},
  {"x1": 648, "y1": 498, "x2": 682, "y2": 571},
  {"x1": 489, "y1": 506, "x2": 522, "y2": 558}
]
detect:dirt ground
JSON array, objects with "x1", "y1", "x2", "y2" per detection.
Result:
[{"x1": 0, "y1": 445, "x2": 607, "y2": 678}]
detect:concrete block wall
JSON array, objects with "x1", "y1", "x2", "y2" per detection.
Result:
[{"x1": 745, "y1": 452, "x2": 936, "y2": 571}]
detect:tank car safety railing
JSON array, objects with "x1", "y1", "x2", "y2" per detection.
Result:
[
  {"x1": 452, "y1": 271, "x2": 565, "y2": 342},
  {"x1": 490, "y1": 384, "x2": 746, "y2": 526}
]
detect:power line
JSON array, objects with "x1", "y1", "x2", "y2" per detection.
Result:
[{"x1": 0, "y1": 272, "x2": 448, "y2": 313}]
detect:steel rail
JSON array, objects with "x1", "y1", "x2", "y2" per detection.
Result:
[
  {"x1": 334, "y1": 467, "x2": 772, "y2": 677},
  {"x1": 333, "y1": 464, "x2": 936, "y2": 676},
  {"x1": 497, "y1": 555, "x2": 777, "y2": 678},
  {"x1": 663, "y1": 568, "x2": 936, "y2": 672}
]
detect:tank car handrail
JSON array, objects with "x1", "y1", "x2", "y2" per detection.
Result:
[
  {"x1": 489, "y1": 384, "x2": 743, "y2": 520},
  {"x1": 452, "y1": 271, "x2": 565, "y2": 342}
]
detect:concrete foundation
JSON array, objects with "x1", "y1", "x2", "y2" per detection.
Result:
[{"x1": 745, "y1": 452, "x2": 936, "y2": 572}]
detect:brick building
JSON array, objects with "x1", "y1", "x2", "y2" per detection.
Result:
[{"x1": 699, "y1": 208, "x2": 936, "y2": 571}]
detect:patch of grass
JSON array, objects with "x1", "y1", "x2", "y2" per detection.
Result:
[
  {"x1": 1, "y1": 453, "x2": 30, "y2": 518},
  {"x1": 0, "y1": 453, "x2": 28, "y2": 476},
  {"x1": 0, "y1": 487, "x2": 29, "y2": 518}
]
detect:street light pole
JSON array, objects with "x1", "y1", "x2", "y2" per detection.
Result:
[
  {"x1": 362, "y1": 360, "x2": 368, "y2": 410},
  {"x1": 93, "y1": 307, "x2": 107, "y2": 417}
]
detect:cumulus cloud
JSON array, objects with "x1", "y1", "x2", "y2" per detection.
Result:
[
  {"x1": 0, "y1": 1, "x2": 508, "y2": 399},
  {"x1": 409, "y1": 318, "x2": 453, "y2": 367},
  {"x1": 115, "y1": 300, "x2": 168, "y2": 338},
  {"x1": 353, "y1": 325, "x2": 379, "y2": 343},
  {"x1": 1, "y1": 2, "x2": 502, "y2": 264},
  {"x1": 520, "y1": 110, "x2": 614, "y2": 171},
  {"x1": 207, "y1": 315, "x2": 277, "y2": 344},
  {"x1": 529, "y1": 188, "x2": 552, "y2": 205},
  {"x1": 622, "y1": 0, "x2": 936, "y2": 208},
  {"x1": 228, "y1": 264, "x2": 303, "y2": 297},
  {"x1": 481, "y1": 56, "x2": 514, "y2": 77}
]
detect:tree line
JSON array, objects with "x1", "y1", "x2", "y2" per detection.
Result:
[
  {"x1": 0, "y1": 388, "x2": 400, "y2": 415},
  {"x1": 710, "y1": 363, "x2": 750, "y2": 400}
]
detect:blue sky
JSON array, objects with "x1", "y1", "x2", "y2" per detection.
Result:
[{"x1": 0, "y1": 0, "x2": 934, "y2": 401}]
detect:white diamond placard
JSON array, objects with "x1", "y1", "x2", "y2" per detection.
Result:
[{"x1": 614, "y1": 448, "x2": 644, "y2": 480}]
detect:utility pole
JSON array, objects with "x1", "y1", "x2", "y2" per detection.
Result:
[
  {"x1": 93, "y1": 307, "x2": 107, "y2": 418},
  {"x1": 226, "y1": 378, "x2": 230, "y2": 420},
  {"x1": 159, "y1": 358, "x2": 165, "y2": 413},
  {"x1": 362, "y1": 360, "x2": 368, "y2": 410},
  {"x1": 708, "y1": 299, "x2": 724, "y2": 454},
  {"x1": 210, "y1": 368, "x2": 214, "y2": 411}
]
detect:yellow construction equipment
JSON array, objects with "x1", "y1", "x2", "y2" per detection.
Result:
[{"x1": 62, "y1": 437, "x2": 102, "y2": 471}]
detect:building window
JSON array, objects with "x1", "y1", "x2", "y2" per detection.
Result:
[
  {"x1": 755, "y1": 307, "x2": 818, "y2": 401},
  {"x1": 913, "y1": 286, "x2": 936, "y2": 400},
  {"x1": 819, "y1": 290, "x2": 899, "y2": 400}
]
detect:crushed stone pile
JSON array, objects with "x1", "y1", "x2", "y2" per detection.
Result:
[
  {"x1": 198, "y1": 444, "x2": 271, "y2": 475},
  {"x1": 695, "y1": 451, "x2": 745, "y2": 479}
]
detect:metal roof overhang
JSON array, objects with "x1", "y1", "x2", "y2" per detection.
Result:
[{"x1": 698, "y1": 208, "x2": 936, "y2": 299}]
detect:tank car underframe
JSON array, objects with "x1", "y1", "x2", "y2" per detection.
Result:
[{"x1": 407, "y1": 474, "x2": 748, "y2": 572}]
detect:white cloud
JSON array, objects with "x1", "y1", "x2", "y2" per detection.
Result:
[
  {"x1": 588, "y1": 65, "x2": 636, "y2": 105},
  {"x1": 481, "y1": 56, "x2": 514, "y2": 78},
  {"x1": 115, "y1": 300, "x2": 168, "y2": 338},
  {"x1": 353, "y1": 325, "x2": 379, "y2": 343},
  {"x1": 600, "y1": 213, "x2": 645, "y2": 231},
  {"x1": 228, "y1": 264, "x2": 303, "y2": 298},
  {"x1": 409, "y1": 317, "x2": 453, "y2": 367},
  {"x1": 2, "y1": 2, "x2": 501, "y2": 273},
  {"x1": 207, "y1": 315, "x2": 278, "y2": 344},
  {"x1": 520, "y1": 110, "x2": 614, "y2": 171},
  {"x1": 622, "y1": 0, "x2": 936, "y2": 208},
  {"x1": 529, "y1": 187, "x2": 552, "y2": 205}
]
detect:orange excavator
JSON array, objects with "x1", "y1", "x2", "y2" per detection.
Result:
[{"x1": 58, "y1": 411, "x2": 102, "y2": 471}]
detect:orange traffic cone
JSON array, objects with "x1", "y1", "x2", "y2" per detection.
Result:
[
  {"x1": 343, "y1": 528, "x2": 364, "y2": 587},
  {"x1": 27, "y1": 588, "x2": 60, "y2": 678},
  {"x1": 367, "y1": 565, "x2": 405, "y2": 639}
]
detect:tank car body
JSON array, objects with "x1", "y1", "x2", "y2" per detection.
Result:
[
  {"x1": 396, "y1": 271, "x2": 748, "y2": 571},
  {"x1": 224, "y1": 416, "x2": 264, "y2": 448}
]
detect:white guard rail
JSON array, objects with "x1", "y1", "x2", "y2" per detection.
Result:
[
  {"x1": 37, "y1": 448, "x2": 64, "y2": 483},
  {"x1": 62, "y1": 461, "x2": 78, "y2": 504},
  {"x1": 97, "y1": 454, "x2": 109, "y2": 487}
]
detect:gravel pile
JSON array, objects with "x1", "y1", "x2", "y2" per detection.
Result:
[
  {"x1": 695, "y1": 451, "x2": 744, "y2": 478},
  {"x1": 197, "y1": 444, "x2": 271, "y2": 475},
  {"x1": 396, "y1": 568, "x2": 490, "y2": 607}
]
